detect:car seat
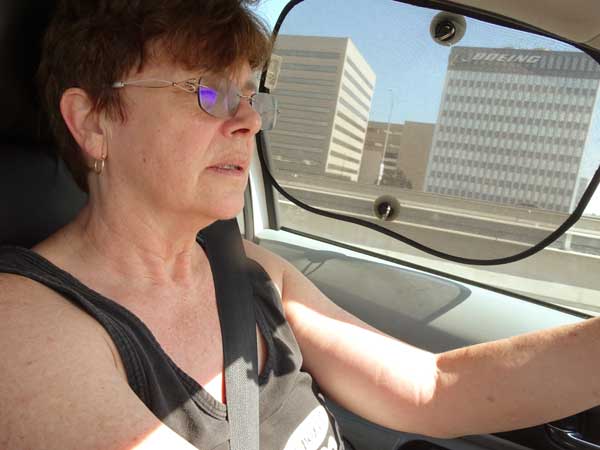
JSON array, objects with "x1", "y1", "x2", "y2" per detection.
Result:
[{"x1": 0, "y1": 1, "x2": 87, "y2": 247}]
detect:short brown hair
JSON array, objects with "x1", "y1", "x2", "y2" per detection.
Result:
[{"x1": 38, "y1": 0, "x2": 272, "y2": 192}]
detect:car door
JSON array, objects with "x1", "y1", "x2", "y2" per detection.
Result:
[{"x1": 246, "y1": 0, "x2": 600, "y2": 449}]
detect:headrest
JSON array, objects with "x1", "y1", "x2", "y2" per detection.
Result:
[
  {"x1": 1, "y1": 1, "x2": 87, "y2": 248},
  {"x1": 0, "y1": 1, "x2": 57, "y2": 145},
  {"x1": 0, "y1": 146, "x2": 87, "y2": 248}
]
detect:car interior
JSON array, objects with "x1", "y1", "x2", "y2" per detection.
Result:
[{"x1": 2, "y1": 1, "x2": 600, "y2": 449}]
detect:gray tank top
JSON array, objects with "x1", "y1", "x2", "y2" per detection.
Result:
[{"x1": 0, "y1": 242, "x2": 345, "y2": 450}]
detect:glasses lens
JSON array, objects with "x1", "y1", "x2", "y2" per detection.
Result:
[
  {"x1": 198, "y1": 76, "x2": 238, "y2": 118},
  {"x1": 253, "y1": 93, "x2": 278, "y2": 131},
  {"x1": 198, "y1": 75, "x2": 277, "y2": 130},
  {"x1": 198, "y1": 86, "x2": 218, "y2": 111}
]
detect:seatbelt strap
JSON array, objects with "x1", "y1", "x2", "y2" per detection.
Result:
[{"x1": 201, "y1": 219, "x2": 259, "y2": 450}]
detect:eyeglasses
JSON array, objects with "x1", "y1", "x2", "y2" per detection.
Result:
[{"x1": 112, "y1": 74, "x2": 278, "y2": 131}]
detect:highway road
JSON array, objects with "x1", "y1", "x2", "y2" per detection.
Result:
[{"x1": 273, "y1": 179, "x2": 600, "y2": 313}]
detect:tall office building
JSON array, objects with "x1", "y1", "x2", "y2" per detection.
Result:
[
  {"x1": 425, "y1": 47, "x2": 600, "y2": 212},
  {"x1": 359, "y1": 121, "x2": 403, "y2": 184},
  {"x1": 267, "y1": 35, "x2": 376, "y2": 182}
]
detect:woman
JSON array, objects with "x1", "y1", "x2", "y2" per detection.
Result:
[{"x1": 0, "y1": 1, "x2": 599, "y2": 449}]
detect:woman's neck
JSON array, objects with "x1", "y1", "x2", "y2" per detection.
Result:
[{"x1": 35, "y1": 202, "x2": 213, "y2": 294}]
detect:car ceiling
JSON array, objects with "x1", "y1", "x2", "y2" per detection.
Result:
[{"x1": 449, "y1": 0, "x2": 600, "y2": 50}]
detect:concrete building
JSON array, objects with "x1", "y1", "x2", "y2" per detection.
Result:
[
  {"x1": 267, "y1": 35, "x2": 376, "y2": 182},
  {"x1": 397, "y1": 122, "x2": 435, "y2": 191},
  {"x1": 359, "y1": 121, "x2": 434, "y2": 190},
  {"x1": 425, "y1": 47, "x2": 600, "y2": 212},
  {"x1": 357, "y1": 145, "x2": 383, "y2": 186},
  {"x1": 359, "y1": 121, "x2": 403, "y2": 184}
]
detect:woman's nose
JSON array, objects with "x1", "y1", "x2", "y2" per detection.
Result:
[{"x1": 222, "y1": 96, "x2": 262, "y2": 137}]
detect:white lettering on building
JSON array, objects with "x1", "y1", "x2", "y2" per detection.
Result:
[{"x1": 467, "y1": 52, "x2": 542, "y2": 64}]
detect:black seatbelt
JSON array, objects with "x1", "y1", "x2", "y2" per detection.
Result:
[{"x1": 201, "y1": 219, "x2": 259, "y2": 450}]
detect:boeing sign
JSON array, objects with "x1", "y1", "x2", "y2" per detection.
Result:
[
  {"x1": 448, "y1": 47, "x2": 600, "y2": 79},
  {"x1": 468, "y1": 52, "x2": 542, "y2": 64}
]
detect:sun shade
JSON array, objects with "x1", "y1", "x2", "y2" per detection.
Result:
[{"x1": 258, "y1": 0, "x2": 600, "y2": 266}]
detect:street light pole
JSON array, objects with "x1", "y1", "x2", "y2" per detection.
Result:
[{"x1": 377, "y1": 89, "x2": 395, "y2": 186}]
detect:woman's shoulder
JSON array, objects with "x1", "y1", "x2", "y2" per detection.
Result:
[
  {"x1": 0, "y1": 268, "x2": 69, "y2": 313},
  {"x1": 0, "y1": 273, "x2": 164, "y2": 450},
  {"x1": 0, "y1": 235, "x2": 80, "y2": 312},
  {"x1": 0, "y1": 270, "x2": 120, "y2": 370},
  {"x1": 0, "y1": 269, "x2": 105, "y2": 334}
]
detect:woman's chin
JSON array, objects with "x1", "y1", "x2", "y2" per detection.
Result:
[{"x1": 199, "y1": 199, "x2": 245, "y2": 223}]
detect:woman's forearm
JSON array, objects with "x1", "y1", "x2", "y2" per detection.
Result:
[{"x1": 428, "y1": 316, "x2": 600, "y2": 438}]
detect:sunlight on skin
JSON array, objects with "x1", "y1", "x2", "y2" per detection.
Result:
[
  {"x1": 202, "y1": 373, "x2": 227, "y2": 404},
  {"x1": 289, "y1": 300, "x2": 438, "y2": 401},
  {"x1": 284, "y1": 300, "x2": 440, "y2": 432},
  {"x1": 283, "y1": 292, "x2": 600, "y2": 438},
  {"x1": 130, "y1": 425, "x2": 199, "y2": 450}
]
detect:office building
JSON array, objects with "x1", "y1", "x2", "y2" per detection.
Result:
[
  {"x1": 425, "y1": 47, "x2": 600, "y2": 212},
  {"x1": 267, "y1": 35, "x2": 376, "y2": 182}
]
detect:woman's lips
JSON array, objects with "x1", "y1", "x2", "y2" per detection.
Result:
[{"x1": 207, "y1": 164, "x2": 246, "y2": 176}]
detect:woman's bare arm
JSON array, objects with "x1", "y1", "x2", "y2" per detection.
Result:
[
  {"x1": 431, "y1": 318, "x2": 600, "y2": 437},
  {"x1": 244, "y1": 241, "x2": 600, "y2": 438},
  {"x1": 0, "y1": 274, "x2": 198, "y2": 450}
]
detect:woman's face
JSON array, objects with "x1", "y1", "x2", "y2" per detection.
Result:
[{"x1": 101, "y1": 59, "x2": 262, "y2": 225}]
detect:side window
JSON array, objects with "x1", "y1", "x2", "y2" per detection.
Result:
[{"x1": 260, "y1": 0, "x2": 600, "y2": 316}]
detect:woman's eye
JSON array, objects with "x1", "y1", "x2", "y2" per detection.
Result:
[{"x1": 199, "y1": 86, "x2": 219, "y2": 111}]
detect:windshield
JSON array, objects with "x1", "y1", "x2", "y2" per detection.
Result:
[{"x1": 254, "y1": 0, "x2": 600, "y2": 316}]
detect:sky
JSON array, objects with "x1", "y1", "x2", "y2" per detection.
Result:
[{"x1": 252, "y1": 0, "x2": 600, "y2": 216}]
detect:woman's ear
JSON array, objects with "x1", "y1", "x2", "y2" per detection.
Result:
[{"x1": 60, "y1": 88, "x2": 106, "y2": 160}]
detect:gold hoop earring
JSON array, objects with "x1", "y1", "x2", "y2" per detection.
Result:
[{"x1": 93, "y1": 157, "x2": 106, "y2": 175}]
